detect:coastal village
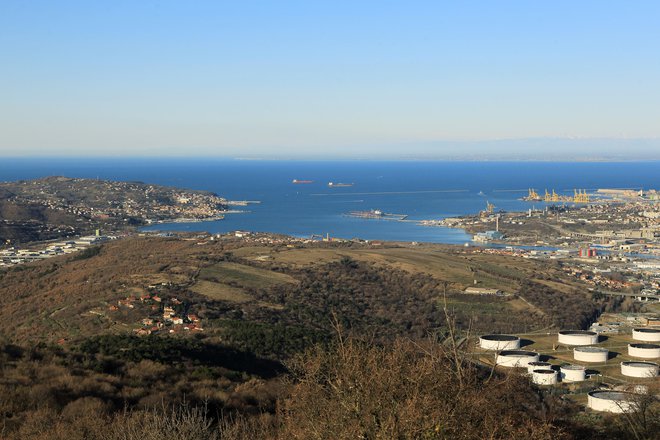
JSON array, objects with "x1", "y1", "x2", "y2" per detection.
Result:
[{"x1": 0, "y1": 176, "x2": 229, "y2": 240}]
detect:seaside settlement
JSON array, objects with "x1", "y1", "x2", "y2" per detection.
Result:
[{"x1": 0, "y1": 176, "x2": 231, "y2": 246}]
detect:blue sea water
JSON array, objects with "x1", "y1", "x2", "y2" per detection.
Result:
[{"x1": 1, "y1": 159, "x2": 658, "y2": 244}]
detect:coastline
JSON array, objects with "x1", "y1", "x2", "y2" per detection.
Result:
[{"x1": 147, "y1": 215, "x2": 225, "y2": 225}]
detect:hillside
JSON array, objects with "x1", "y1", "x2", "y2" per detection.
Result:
[
  {"x1": 0, "y1": 236, "x2": 654, "y2": 439},
  {"x1": 0, "y1": 199, "x2": 80, "y2": 243},
  {"x1": 0, "y1": 236, "x2": 610, "y2": 348},
  {"x1": 0, "y1": 176, "x2": 227, "y2": 244}
]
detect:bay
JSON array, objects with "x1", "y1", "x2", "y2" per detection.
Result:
[{"x1": 1, "y1": 158, "x2": 658, "y2": 244}]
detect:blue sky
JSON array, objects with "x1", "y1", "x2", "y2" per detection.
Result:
[{"x1": 1, "y1": 1, "x2": 659, "y2": 158}]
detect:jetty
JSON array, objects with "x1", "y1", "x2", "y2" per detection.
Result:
[{"x1": 346, "y1": 210, "x2": 408, "y2": 221}]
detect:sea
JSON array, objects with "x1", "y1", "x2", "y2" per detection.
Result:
[{"x1": 1, "y1": 158, "x2": 658, "y2": 244}]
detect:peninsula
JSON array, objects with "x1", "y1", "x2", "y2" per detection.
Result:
[{"x1": 0, "y1": 176, "x2": 228, "y2": 245}]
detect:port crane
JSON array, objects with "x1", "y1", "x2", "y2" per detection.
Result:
[
  {"x1": 527, "y1": 188, "x2": 541, "y2": 200},
  {"x1": 542, "y1": 189, "x2": 590, "y2": 203},
  {"x1": 573, "y1": 189, "x2": 590, "y2": 203},
  {"x1": 480, "y1": 201, "x2": 495, "y2": 217},
  {"x1": 544, "y1": 189, "x2": 560, "y2": 202}
]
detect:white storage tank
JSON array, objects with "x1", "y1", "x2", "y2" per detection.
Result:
[
  {"x1": 527, "y1": 361, "x2": 552, "y2": 374},
  {"x1": 558, "y1": 330, "x2": 599, "y2": 346},
  {"x1": 588, "y1": 391, "x2": 636, "y2": 413},
  {"x1": 620, "y1": 361, "x2": 659, "y2": 378},
  {"x1": 628, "y1": 343, "x2": 660, "y2": 359},
  {"x1": 574, "y1": 346, "x2": 609, "y2": 363},
  {"x1": 531, "y1": 369, "x2": 557, "y2": 385},
  {"x1": 632, "y1": 328, "x2": 660, "y2": 342},
  {"x1": 560, "y1": 365, "x2": 586, "y2": 382},
  {"x1": 479, "y1": 334, "x2": 521, "y2": 351},
  {"x1": 496, "y1": 350, "x2": 540, "y2": 368}
]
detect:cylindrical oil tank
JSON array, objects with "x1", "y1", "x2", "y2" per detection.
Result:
[
  {"x1": 527, "y1": 361, "x2": 552, "y2": 374},
  {"x1": 496, "y1": 350, "x2": 540, "y2": 368},
  {"x1": 632, "y1": 328, "x2": 660, "y2": 342},
  {"x1": 628, "y1": 343, "x2": 660, "y2": 359},
  {"x1": 479, "y1": 334, "x2": 521, "y2": 351},
  {"x1": 574, "y1": 346, "x2": 609, "y2": 363},
  {"x1": 558, "y1": 330, "x2": 599, "y2": 345},
  {"x1": 560, "y1": 365, "x2": 586, "y2": 382},
  {"x1": 588, "y1": 391, "x2": 636, "y2": 413},
  {"x1": 620, "y1": 361, "x2": 659, "y2": 378},
  {"x1": 531, "y1": 369, "x2": 557, "y2": 385}
]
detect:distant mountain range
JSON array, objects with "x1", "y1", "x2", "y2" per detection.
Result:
[{"x1": 232, "y1": 137, "x2": 660, "y2": 161}]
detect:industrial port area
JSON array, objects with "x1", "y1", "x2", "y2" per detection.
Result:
[
  {"x1": 429, "y1": 187, "x2": 660, "y2": 250},
  {"x1": 475, "y1": 314, "x2": 659, "y2": 413},
  {"x1": 455, "y1": 187, "x2": 660, "y2": 415}
]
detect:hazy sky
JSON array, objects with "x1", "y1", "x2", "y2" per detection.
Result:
[{"x1": 1, "y1": 1, "x2": 659, "y2": 158}]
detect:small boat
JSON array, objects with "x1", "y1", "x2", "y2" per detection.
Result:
[
  {"x1": 292, "y1": 179, "x2": 313, "y2": 184},
  {"x1": 477, "y1": 191, "x2": 485, "y2": 196},
  {"x1": 328, "y1": 182, "x2": 354, "y2": 187}
]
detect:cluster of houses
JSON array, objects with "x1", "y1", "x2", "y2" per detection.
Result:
[
  {"x1": 560, "y1": 260, "x2": 659, "y2": 299},
  {"x1": 463, "y1": 243, "x2": 660, "y2": 301},
  {"x1": 111, "y1": 288, "x2": 204, "y2": 336},
  {"x1": 213, "y1": 230, "x2": 337, "y2": 245},
  {"x1": 561, "y1": 265, "x2": 632, "y2": 291},
  {"x1": 6, "y1": 177, "x2": 228, "y2": 224}
]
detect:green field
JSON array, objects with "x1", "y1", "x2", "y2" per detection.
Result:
[
  {"x1": 197, "y1": 261, "x2": 297, "y2": 289},
  {"x1": 190, "y1": 280, "x2": 254, "y2": 303}
]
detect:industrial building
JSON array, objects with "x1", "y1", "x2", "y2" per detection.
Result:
[
  {"x1": 496, "y1": 350, "x2": 539, "y2": 368},
  {"x1": 574, "y1": 346, "x2": 609, "y2": 363},
  {"x1": 628, "y1": 343, "x2": 660, "y2": 359},
  {"x1": 587, "y1": 391, "x2": 636, "y2": 413},
  {"x1": 560, "y1": 365, "x2": 586, "y2": 382},
  {"x1": 620, "y1": 361, "x2": 659, "y2": 378},
  {"x1": 632, "y1": 328, "x2": 660, "y2": 342},
  {"x1": 479, "y1": 334, "x2": 520, "y2": 350},
  {"x1": 466, "y1": 288, "x2": 505, "y2": 296},
  {"x1": 531, "y1": 369, "x2": 557, "y2": 385},
  {"x1": 558, "y1": 330, "x2": 599, "y2": 346}
]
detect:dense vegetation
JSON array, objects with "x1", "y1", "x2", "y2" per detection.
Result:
[
  {"x1": 1, "y1": 335, "x2": 657, "y2": 439},
  {"x1": 0, "y1": 336, "x2": 283, "y2": 438},
  {"x1": 518, "y1": 280, "x2": 598, "y2": 329},
  {"x1": 1, "y1": 237, "x2": 653, "y2": 438},
  {"x1": 0, "y1": 198, "x2": 80, "y2": 243}
]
